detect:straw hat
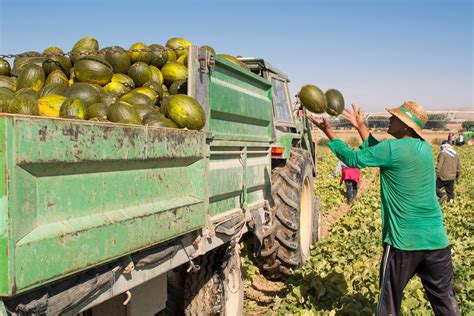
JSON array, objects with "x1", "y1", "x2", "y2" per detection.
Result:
[{"x1": 386, "y1": 101, "x2": 428, "y2": 139}]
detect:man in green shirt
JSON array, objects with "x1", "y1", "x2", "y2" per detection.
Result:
[{"x1": 308, "y1": 101, "x2": 459, "y2": 316}]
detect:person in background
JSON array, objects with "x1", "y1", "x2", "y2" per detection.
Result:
[
  {"x1": 457, "y1": 133, "x2": 464, "y2": 146},
  {"x1": 447, "y1": 133, "x2": 453, "y2": 145},
  {"x1": 449, "y1": 133, "x2": 459, "y2": 146},
  {"x1": 436, "y1": 140, "x2": 461, "y2": 203},
  {"x1": 333, "y1": 159, "x2": 361, "y2": 204},
  {"x1": 308, "y1": 101, "x2": 459, "y2": 316}
]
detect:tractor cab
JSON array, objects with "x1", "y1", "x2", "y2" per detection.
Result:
[{"x1": 239, "y1": 57, "x2": 316, "y2": 163}]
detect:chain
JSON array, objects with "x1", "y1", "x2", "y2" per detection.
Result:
[
  {"x1": 0, "y1": 47, "x2": 186, "y2": 60},
  {"x1": 0, "y1": 54, "x2": 17, "y2": 59}
]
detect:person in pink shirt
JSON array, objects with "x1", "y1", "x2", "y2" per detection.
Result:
[{"x1": 334, "y1": 160, "x2": 361, "y2": 204}]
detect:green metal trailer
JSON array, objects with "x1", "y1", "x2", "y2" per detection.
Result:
[{"x1": 0, "y1": 46, "x2": 320, "y2": 315}]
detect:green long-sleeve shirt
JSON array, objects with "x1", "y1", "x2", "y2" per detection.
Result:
[{"x1": 328, "y1": 134, "x2": 449, "y2": 251}]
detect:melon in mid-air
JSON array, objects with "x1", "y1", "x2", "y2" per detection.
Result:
[{"x1": 298, "y1": 85, "x2": 327, "y2": 114}]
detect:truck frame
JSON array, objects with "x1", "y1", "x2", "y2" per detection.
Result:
[{"x1": 0, "y1": 46, "x2": 320, "y2": 315}]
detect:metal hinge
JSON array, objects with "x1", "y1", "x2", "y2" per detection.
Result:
[{"x1": 198, "y1": 49, "x2": 215, "y2": 73}]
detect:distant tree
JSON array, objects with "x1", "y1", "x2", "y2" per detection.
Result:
[
  {"x1": 329, "y1": 117, "x2": 354, "y2": 130},
  {"x1": 425, "y1": 113, "x2": 447, "y2": 129},
  {"x1": 367, "y1": 116, "x2": 389, "y2": 129},
  {"x1": 462, "y1": 120, "x2": 474, "y2": 131}
]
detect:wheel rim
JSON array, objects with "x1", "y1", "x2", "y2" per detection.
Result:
[{"x1": 300, "y1": 176, "x2": 313, "y2": 259}]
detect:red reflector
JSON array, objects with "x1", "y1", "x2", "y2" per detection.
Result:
[{"x1": 271, "y1": 146, "x2": 284, "y2": 157}]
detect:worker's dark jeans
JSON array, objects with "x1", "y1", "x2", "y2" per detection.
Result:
[
  {"x1": 436, "y1": 178, "x2": 455, "y2": 200},
  {"x1": 344, "y1": 180, "x2": 358, "y2": 204},
  {"x1": 377, "y1": 244, "x2": 460, "y2": 316}
]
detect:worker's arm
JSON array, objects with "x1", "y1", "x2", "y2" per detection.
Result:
[
  {"x1": 359, "y1": 134, "x2": 380, "y2": 150},
  {"x1": 306, "y1": 116, "x2": 338, "y2": 140},
  {"x1": 328, "y1": 138, "x2": 394, "y2": 169},
  {"x1": 308, "y1": 113, "x2": 393, "y2": 168},
  {"x1": 307, "y1": 103, "x2": 371, "y2": 143}
]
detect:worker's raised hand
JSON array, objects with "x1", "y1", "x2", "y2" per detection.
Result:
[
  {"x1": 307, "y1": 114, "x2": 338, "y2": 140},
  {"x1": 342, "y1": 103, "x2": 370, "y2": 141},
  {"x1": 307, "y1": 114, "x2": 331, "y2": 131},
  {"x1": 342, "y1": 104, "x2": 365, "y2": 129}
]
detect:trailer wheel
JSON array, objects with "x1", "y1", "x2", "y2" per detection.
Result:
[
  {"x1": 260, "y1": 147, "x2": 320, "y2": 279},
  {"x1": 184, "y1": 244, "x2": 243, "y2": 316}
]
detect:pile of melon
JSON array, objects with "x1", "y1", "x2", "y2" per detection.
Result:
[{"x1": 0, "y1": 36, "x2": 243, "y2": 130}]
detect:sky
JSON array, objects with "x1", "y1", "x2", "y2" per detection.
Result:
[{"x1": 0, "y1": 0, "x2": 472, "y2": 112}]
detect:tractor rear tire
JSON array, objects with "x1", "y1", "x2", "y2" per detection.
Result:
[{"x1": 260, "y1": 147, "x2": 320, "y2": 279}]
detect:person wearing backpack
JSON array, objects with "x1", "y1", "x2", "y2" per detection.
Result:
[{"x1": 436, "y1": 140, "x2": 461, "y2": 203}]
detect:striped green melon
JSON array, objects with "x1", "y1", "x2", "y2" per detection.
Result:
[
  {"x1": 107, "y1": 101, "x2": 142, "y2": 123},
  {"x1": 120, "y1": 91, "x2": 153, "y2": 107},
  {"x1": 103, "y1": 46, "x2": 131, "y2": 74},
  {"x1": 45, "y1": 70, "x2": 69, "y2": 87},
  {"x1": 39, "y1": 83, "x2": 68, "y2": 97},
  {"x1": 0, "y1": 58, "x2": 11, "y2": 76},
  {"x1": 11, "y1": 54, "x2": 45, "y2": 76},
  {"x1": 201, "y1": 45, "x2": 216, "y2": 56},
  {"x1": 64, "y1": 83, "x2": 101, "y2": 106},
  {"x1": 166, "y1": 50, "x2": 177, "y2": 63},
  {"x1": 0, "y1": 76, "x2": 16, "y2": 91},
  {"x1": 169, "y1": 79, "x2": 187, "y2": 95},
  {"x1": 38, "y1": 95, "x2": 67, "y2": 117},
  {"x1": 60, "y1": 98, "x2": 88, "y2": 119},
  {"x1": 71, "y1": 36, "x2": 99, "y2": 63},
  {"x1": 161, "y1": 63, "x2": 187, "y2": 85},
  {"x1": 7, "y1": 95, "x2": 39, "y2": 115},
  {"x1": 218, "y1": 54, "x2": 249, "y2": 70},
  {"x1": 176, "y1": 52, "x2": 188, "y2": 66},
  {"x1": 143, "y1": 112, "x2": 178, "y2": 128},
  {"x1": 111, "y1": 73, "x2": 135, "y2": 89},
  {"x1": 87, "y1": 102, "x2": 109, "y2": 119},
  {"x1": 143, "y1": 81, "x2": 164, "y2": 101},
  {"x1": 134, "y1": 87, "x2": 159, "y2": 104},
  {"x1": 104, "y1": 82, "x2": 130, "y2": 98},
  {"x1": 42, "y1": 47, "x2": 72, "y2": 76},
  {"x1": 149, "y1": 44, "x2": 168, "y2": 68},
  {"x1": 128, "y1": 62, "x2": 153, "y2": 87},
  {"x1": 325, "y1": 89, "x2": 345, "y2": 116},
  {"x1": 15, "y1": 88, "x2": 39, "y2": 100},
  {"x1": 166, "y1": 38, "x2": 192, "y2": 58},
  {"x1": 74, "y1": 58, "x2": 113, "y2": 86},
  {"x1": 134, "y1": 104, "x2": 155, "y2": 119},
  {"x1": 166, "y1": 94, "x2": 205, "y2": 130},
  {"x1": 0, "y1": 87, "x2": 15, "y2": 112},
  {"x1": 128, "y1": 43, "x2": 152, "y2": 64},
  {"x1": 149, "y1": 65, "x2": 163, "y2": 85},
  {"x1": 17, "y1": 64, "x2": 45, "y2": 92},
  {"x1": 298, "y1": 85, "x2": 327, "y2": 114}
]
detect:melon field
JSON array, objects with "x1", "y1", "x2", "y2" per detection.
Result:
[{"x1": 243, "y1": 145, "x2": 473, "y2": 315}]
